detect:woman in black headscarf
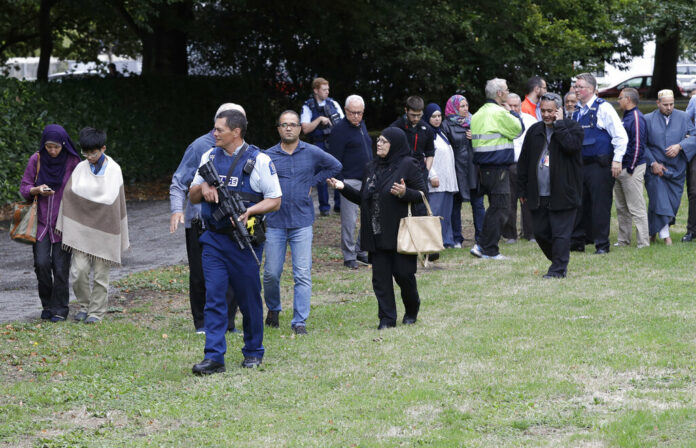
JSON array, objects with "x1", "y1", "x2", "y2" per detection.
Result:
[{"x1": 328, "y1": 127, "x2": 426, "y2": 329}]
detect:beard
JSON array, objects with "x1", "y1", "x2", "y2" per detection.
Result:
[{"x1": 281, "y1": 135, "x2": 299, "y2": 144}]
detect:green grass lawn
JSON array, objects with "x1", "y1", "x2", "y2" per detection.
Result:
[{"x1": 2, "y1": 199, "x2": 696, "y2": 447}]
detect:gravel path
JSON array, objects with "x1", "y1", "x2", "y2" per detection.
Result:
[{"x1": 0, "y1": 200, "x2": 187, "y2": 323}]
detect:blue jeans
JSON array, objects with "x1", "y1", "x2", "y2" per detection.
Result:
[
  {"x1": 263, "y1": 226, "x2": 313, "y2": 327},
  {"x1": 452, "y1": 190, "x2": 485, "y2": 244},
  {"x1": 429, "y1": 191, "x2": 455, "y2": 247}
]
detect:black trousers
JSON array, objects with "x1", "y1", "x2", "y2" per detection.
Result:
[
  {"x1": 532, "y1": 198, "x2": 576, "y2": 276},
  {"x1": 503, "y1": 163, "x2": 534, "y2": 240},
  {"x1": 478, "y1": 166, "x2": 510, "y2": 256},
  {"x1": 686, "y1": 157, "x2": 696, "y2": 234},
  {"x1": 33, "y1": 236, "x2": 71, "y2": 318},
  {"x1": 571, "y1": 161, "x2": 614, "y2": 251},
  {"x1": 371, "y1": 249, "x2": 420, "y2": 326},
  {"x1": 186, "y1": 219, "x2": 237, "y2": 331}
]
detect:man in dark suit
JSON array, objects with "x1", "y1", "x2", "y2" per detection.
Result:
[{"x1": 517, "y1": 93, "x2": 584, "y2": 278}]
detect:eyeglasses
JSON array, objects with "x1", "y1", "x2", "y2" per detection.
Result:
[
  {"x1": 278, "y1": 123, "x2": 301, "y2": 129},
  {"x1": 81, "y1": 150, "x2": 102, "y2": 158},
  {"x1": 346, "y1": 109, "x2": 364, "y2": 116}
]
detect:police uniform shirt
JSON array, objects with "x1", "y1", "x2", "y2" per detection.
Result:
[
  {"x1": 576, "y1": 94, "x2": 628, "y2": 162},
  {"x1": 191, "y1": 143, "x2": 283, "y2": 199},
  {"x1": 300, "y1": 99, "x2": 345, "y2": 124}
]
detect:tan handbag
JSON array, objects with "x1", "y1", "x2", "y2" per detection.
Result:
[
  {"x1": 10, "y1": 154, "x2": 40, "y2": 245},
  {"x1": 397, "y1": 191, "x2": 444, "y2": 265}
]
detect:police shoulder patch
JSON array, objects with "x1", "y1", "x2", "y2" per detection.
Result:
[{"x1": 269, "y1": 161, "x2": 277, "y2": 175}]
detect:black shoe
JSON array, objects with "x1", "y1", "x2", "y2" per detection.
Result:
[
  {"x1": 569, "y1": 244, "x2": 585, "y2": 252},
  {"x1": 320, "y1": 210, "x2": 330, "y2": 217},
  {"x1": 356, "y1": 253, "x2": 369, "y2": 265},
  {"x1": 344, "y1": 260, "x2": 359, "y2": 269},
  {"x1": 73, "y1": 311, "x2": 87, "y2": 322},
  {"x1": 265, "y1": 310, "x2": 279, "y2": 328},
  {"x1": 427, "y1": 253, "x2": 439, "y2": 262},
  {"x1": 292, "y1": 325, "x2": 308, "y2": 335},
  {"x1": 682, "y1": 232, "x2": 695, "y2": 242},
  {"x1": 377, "y1": 321, "x2": 396, "y2": 330},
  {"x1": 227, "y1": 327, "x2": 240, "y2": 334},
  {"x1": 40, "y1": 310, "x2": 52, "y2": 320},
  {"x1": 402, "y1": 315, "x2": 417, "y2": 325},
  {"x1": 542, "y1": 272, "x2": 566, "y2": 279},
  {"x1": 333, "y1": 207, "x2": 341, "y2": 214},
  {"x1": 594, "y1": 248, "x2": 609, "y2": 255},
  {"x1": 241, "y1": 356, "x2": 263, "y2": 368},
  {"x1": 192, "y1": 359, "x2": 225, "y2": 375}
]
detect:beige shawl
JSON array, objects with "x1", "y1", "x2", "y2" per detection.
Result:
[{"x1": 56, "y1": 156, "x2": 129, "y2": 265}]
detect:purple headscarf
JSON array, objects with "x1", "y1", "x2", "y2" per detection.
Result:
[
  {"x1": 445, "y1": 95, "x2": 472, "y2": 128},
  {"x1": 36, "y1": 124, "x2": 80, "y2": 189}
]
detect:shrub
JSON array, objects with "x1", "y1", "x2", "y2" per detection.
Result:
[{"x1": 0, "y1": 76, "x2": 297, "y2": 205}]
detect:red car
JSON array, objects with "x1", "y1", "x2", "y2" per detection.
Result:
[{"x1": 597, "y1": 75, "x2": 652, "y2": 98}]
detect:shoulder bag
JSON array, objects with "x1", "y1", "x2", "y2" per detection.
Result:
[
  {"x1": 10, "y1": 154, "x2": 40, "y2": 244},
  {"x1": 397, "y1": 190, "x2": 444, "y2": 265}
]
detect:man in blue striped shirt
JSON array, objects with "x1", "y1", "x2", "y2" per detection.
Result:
[{"x1": 263, "y1": 110, "x2": 342, "y2": 335}]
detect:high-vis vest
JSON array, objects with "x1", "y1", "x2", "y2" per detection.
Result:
[{"x1": 471, "y1": 102, "x2": 522, "y2": 166}]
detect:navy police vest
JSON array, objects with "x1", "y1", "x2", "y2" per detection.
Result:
[
  {"x1": 304, "y1": 97, "x2": 339, "y2": 143},
  {"x1": 574, "y1": 98, "x2": 613, "y2": 158},
  {"x1": 201, "y1": 146, "x2": 263, "y2": 231}
]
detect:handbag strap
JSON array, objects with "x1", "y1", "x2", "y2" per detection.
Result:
[
  {"x1": 34, "y1": 153, "x2": 41, "y2": 183},
  {"x1": 418, "y1": 190, "x2": 434, "y2": 216},
  {"x1": 407, "y1": 190, "x2": 434, "y2": 217}
]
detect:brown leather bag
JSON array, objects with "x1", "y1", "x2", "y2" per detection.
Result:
[{"x1": 10, "y1": 154, "x2": 40, "y2": 244}]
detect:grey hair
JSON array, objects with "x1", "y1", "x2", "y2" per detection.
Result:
[
  {"x1": 575, "y1": 73, "x2": 597, "y2": 89},
  {"x1": 563, "y1": 91, "x2": 576, "y2": 102},
  {"x1": 507, "y1": 93, "x2": 521, "y2": 102},
  {"x1": 345, "y1": 94, "x2": 365, "y2": 109},
  {"x1": 215, "y1": 103, "x2": 246, "y2": 122},
  {"x1": 485, "y1": 78, "x2": 508, "y2": 100},
  {"x1": 540, "y1": 93, "x2": 562, "y2": 109}
]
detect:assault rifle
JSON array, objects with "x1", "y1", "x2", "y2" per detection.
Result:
[{"x1": 198, "y1": 160, "x2": 261, "y2": 266}]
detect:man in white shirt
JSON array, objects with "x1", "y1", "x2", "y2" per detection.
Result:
[{"x1": 570, "y1": 73, "x2": 628, "y2": 254}]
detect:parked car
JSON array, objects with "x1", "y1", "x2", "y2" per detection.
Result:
[
  {"x1": 598, "y1": 75, "x2": 652, "y2": 98},
  {"x1": 598, "y1": 74, "x2": 686, "y2": 98}
]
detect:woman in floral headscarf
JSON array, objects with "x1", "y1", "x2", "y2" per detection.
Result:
[
  {"x1": 441, "y1": 94, "x2": 485, "y2": 247},
  {"x1": 19, "y1": 124, "x2": 80, "y2": 322}
]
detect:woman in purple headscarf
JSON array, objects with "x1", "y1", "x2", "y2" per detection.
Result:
[
  {"x1": 19, "y1": 124, "x2": 80, "y2": 322},
  {"x1": 441, "y1": 94, "x2": 485, "y2": 247}
]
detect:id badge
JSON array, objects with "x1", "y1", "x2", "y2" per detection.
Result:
[{"x1": 543, "y1": 154, "x2": 550, "y2": 167}]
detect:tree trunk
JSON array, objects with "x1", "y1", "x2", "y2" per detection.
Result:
[
  {"x1": 649, "y1": 24, "x2": 681, "y2": 98},
  {"x1": 36, "y1": 0, "x2": 58, "y2": 81},
  {"x1": 140, "y1": 1, "x2": 192, "y2": 75}
]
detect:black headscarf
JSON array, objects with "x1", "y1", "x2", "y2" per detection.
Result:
[
  {"x1": 365, "y1": 127, "x2": 412, "y2": 236},
  {"x1": 36, "y1": 124, "x2": 80, "y2": 189}
]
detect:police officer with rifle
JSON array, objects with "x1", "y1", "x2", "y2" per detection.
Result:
[{"x1": 189, "y1": 110, "x2": 282, "y2": 374}]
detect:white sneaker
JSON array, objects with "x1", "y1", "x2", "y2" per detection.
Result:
[
  {"x1": 453, "y1": 243, "x2": 462, "y2": 249},
  {"x1": 470, "y1": 244, "x2": 483, "y2": 258},
  {"x1": 489, "y1": 254, "x2": 509, "y2": 260}
]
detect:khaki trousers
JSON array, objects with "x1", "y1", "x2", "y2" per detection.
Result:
[
  {"x1": 71, "y1": 251, "x2": 110, "y2": 319},
  {"x1": 613, "y1": 163, "x2": 650, "y2": 248}
]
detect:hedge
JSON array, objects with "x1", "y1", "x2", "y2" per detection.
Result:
[{"x1": 0, "y1": 76, "x2": 296, "y2": 205}]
